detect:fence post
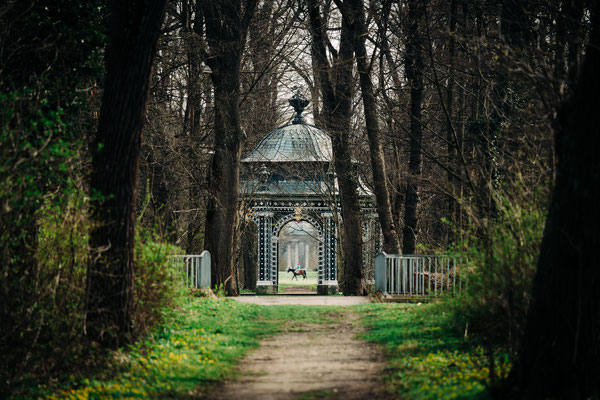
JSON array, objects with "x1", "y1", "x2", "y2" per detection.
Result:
[
  {"x1": 200, "y1": 250, "x2": 211, "y2": 289},
  {"x1": 195, "y1": 257, "x2": 200, "y2": 289},
  {"x1": 374, "y1": 252, "x2": 387, "y2": 293}
]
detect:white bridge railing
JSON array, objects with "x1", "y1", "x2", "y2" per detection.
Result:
[
  {"x1": 171, "y1": 251, "x2": 211, "y2": 289},
  {"x1": 375, "y1": 253, "x2": 463, "y2": 296}
]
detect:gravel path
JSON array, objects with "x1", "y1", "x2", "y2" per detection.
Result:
[{"x1": 207, "y1": 309, "x2": 389, "y2": 400}]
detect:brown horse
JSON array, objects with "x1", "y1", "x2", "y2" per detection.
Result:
[{"x1": 287, "y1": 267, "x2": 307, "y2": 280}]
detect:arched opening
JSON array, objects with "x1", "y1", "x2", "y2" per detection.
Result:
[
  {"x1": 252, "y1": 209, "x2": 338, "y2": 295},
  {"x1": 277, "y1": 220, "x2": 319, "y2": 293}
]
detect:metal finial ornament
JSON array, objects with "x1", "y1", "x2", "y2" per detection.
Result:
[{"x1": 289, "y1": 89, "x2": 309, "y2": 124}]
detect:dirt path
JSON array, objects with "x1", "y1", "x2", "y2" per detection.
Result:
[
  {"x1": 208, "y1": 310, "x2": 388, "y2": 400},
  {"x1": 233, "y1": 296, "x2": 370, "y2": 306}
]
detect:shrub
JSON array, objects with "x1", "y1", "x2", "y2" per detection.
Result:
[
  {"x1": 1, "y1": 196, "x2": 185, "y2": 396},
  {"x1": 0, "y1": 87, "x2": 97, "y2": 393},
  {"x1": 133, "y1": 227, "x2": 186, "y2": 337},
  {"x1": 0, "y1": 187, "x2": 92, "y2": 395},
  {"x1": 450, "y1": 185, "x2": 547, "y2": 364}
]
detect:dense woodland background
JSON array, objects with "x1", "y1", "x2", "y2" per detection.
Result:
[{"x1": 1, "y1": 0, "x2": 598, "y2": 398}]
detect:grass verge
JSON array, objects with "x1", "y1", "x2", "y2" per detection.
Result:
[
  {"x1": 278, "y1": 270, "x2": 318, "y2": 293},
  {"x1": 354, "y1": 301, "x2": 510, "y2": 400},
  {"x1": 278, "y1": 283, "x2": 318, "y2": 292},
  {"x1": 29, "y1": 298, "x2": 339, "y2": 399}
]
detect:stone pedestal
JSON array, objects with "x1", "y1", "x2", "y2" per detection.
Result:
[
  {"x1": 317, "y1": 281, "x2": 339, "y2": 295},
  {"x1": 255, "y1": 281, "x2": 275, "y2": 295}
]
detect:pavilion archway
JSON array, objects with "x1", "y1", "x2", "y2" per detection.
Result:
[
  {"x1": 273, "y1": 213, "x2": 327, "y2": 287},
  {"x1": 251, "y1": 202, "x2": 338, "y2": 294}
]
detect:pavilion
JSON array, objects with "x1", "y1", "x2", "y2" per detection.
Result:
[{"x1": 240, "y1": 93, "x2": 379, "y2": 294}]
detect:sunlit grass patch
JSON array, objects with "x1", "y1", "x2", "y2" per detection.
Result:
[
  {"x1": 354, "y1": 302, "x2": 510, "y2": 399},
  {"x1": 278, "y1": 283, "x2": 318, "y2": 292},
  {"x1": 278, "y1": 270, "x2": 318, "y2": 285},
  {"x1": 278, "y1": 270, "x2": 318, "y2": 292}
]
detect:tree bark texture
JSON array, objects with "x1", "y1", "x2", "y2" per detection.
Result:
[
  {"x1": 372, "y1": 1, "x2": 405, "y2": 236},
  {"x1": 87, "y1": 0, "x2": 168, "y2": 346},
  {"x1": 445, "y1": 0, "x2": 458, "y2": 239},
  {"x1": 346, "y1": 0, "x2": 401, "y2": 254},
  {"x1": 202, "y1": 0, "x2": 256, "y2": 296},
  {"x1": 241, "y1": 221, "x2": 258, "y2": 291},
  {"x1": 307, "y1": 0, "x2": 366, "y2": 295},
  {"x1": 509, "y1": 5, "x2": 600, "y2": 398},
  {"x1": 564, "y1": 0, "x2": 585, "y2": 87},
  {"x1": 402, "y1": 0, "x2": 426, "y2": 254},
  {"x1": 183, "y1": 0, "x2": 205, "y2": 141}
]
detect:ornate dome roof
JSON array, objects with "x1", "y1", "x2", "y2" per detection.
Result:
[
  {"x1": 241, "y1": 93, "x2": 373, "y2": 197},
  {"x1": 242, "y1": 122, "x2": 332, "y2": 163}
]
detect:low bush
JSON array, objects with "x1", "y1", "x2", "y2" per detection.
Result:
[
  {"x1": 449, "y1": 185, "x2": 547, "y2": 375},
  {"x1": 2, "y1": 194, "x2": 185, "y2": 396},
  {"x1": 132, "y1": 228, "x2": 185, "y2": 336},
  {"x1": 1, "y1": 189, "x2": 91, "y2": 395}
]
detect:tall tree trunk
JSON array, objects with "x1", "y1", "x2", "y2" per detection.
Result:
[
  {"x1": 87, "y1": 0, "x2": 168, "y2": 346},
  {"x1": 204, "y1": 80, "x2": 244, "y2": 295},
  {"x1": 508, "y1": 5, "x2": 600, "y2": 398},
  {"x1": 445, "y1": 0, "x2": 458, "y2": 242},
  {"x1": 241, "y1": 220, "x2": 258, "y2": 291},
  {"x1": 201, "y1": 0, "x2": 256, "y2": 296},
  {"x1": 402, "y1": 0, "x2": 426, "y2": 254},
  {"x1": 564, "y1": 0, "x2": 585, "y2": 89},
  {"x1": 346, "y1": 0, "x2": 401, "y2": 254},
  {"x1": 307, "y1": 0, "x2": 366, "y2": 295},
  {"x1": 373, "y1": 0, "x2": 404, "y2": 237},
  {"x1": 183, "y1": 0, "x2": 204, "y2": 141}
]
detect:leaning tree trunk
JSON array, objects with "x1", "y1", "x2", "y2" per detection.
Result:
[
  {"x1": 201, "y1": 0, "x2": 256, "y2": 296},
  {"x1": 307, "y1": 0, "x2": 366, "y2": 295},
  {"x1": 508, "y1": 5, "x2": 600, "y2": 398},
  {"x1": 87, "y1": 0, "x2": 168, "y2": 346},
  {"x1": 347, "y1": 0, "x2": 401, "y2": 254},
  {"x1": 402, "y1": 0, "x2": 425, "y2": 254}
]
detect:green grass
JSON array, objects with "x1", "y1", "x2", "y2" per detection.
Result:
[
  {"x1": 29, "y1": 298, "x2": 510, "y2": 400},
  {"x1": 354, "y1": 302, "x2": 510, "y2": 400},
  {"x1": 31, "y1": 298, "x2": 340, "y2": 399},
  {"x1": 278, "y1": 269, "x2": 318, "y2": 292},
  {"x1": 278, "y1": 269, "x2": 318, "y2": 286},
  {"x1": 278, "y1": 281, "x2": 318, "y2": 291}
]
